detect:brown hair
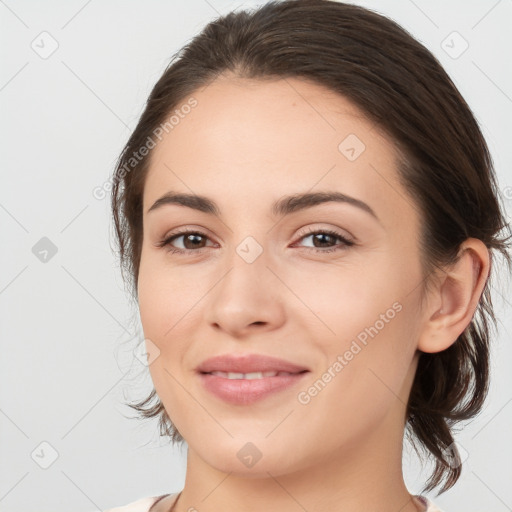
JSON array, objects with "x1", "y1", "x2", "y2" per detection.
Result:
[{"x1": 110, "y1": 0, "x2": 511, "y2": 496}]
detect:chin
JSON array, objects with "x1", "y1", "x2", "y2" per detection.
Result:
[{"x1": 192, "y1": 436, "x2": 308, "y2": 478}]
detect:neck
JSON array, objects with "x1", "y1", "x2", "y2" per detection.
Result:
[
  {"x1": 168, "y1": 353, "x2": 424, "y2": 512},
  {"x1": 172, "y1": 415, "x2": 421, "y2": 512}
]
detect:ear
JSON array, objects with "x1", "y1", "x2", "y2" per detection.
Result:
[{"x1": 417, "y1": 238, "x2": 490, "y2": 353}]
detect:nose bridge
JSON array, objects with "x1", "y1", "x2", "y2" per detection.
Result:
[
  {"x1": 220, "y1": 210, "x2": 272, "y2": 279},
  {"x1": 220, "y1": 233, "x2": 271, "y2": 300},
  {"x1": 204, "y1": 230, "x2": 285, "y2": 334},
  {"x1": 234, "y1": 234, "x2": 266, "y2": 266}
]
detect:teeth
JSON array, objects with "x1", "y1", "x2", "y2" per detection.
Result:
[{"x1": 209, "y1": 371, "x2": 293, "y2": 379}]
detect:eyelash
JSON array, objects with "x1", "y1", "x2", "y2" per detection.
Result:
[{"x1": 156, "y1": 227, "x2": 355, "y2": 256}]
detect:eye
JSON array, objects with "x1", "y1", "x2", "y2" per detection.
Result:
[
  {"x1": 292, "y1": 227, "x2": 355, "y2": 253},
  {"x1": 156, "y1": 230, "x2": 215, "y2": 254},
  {"x1": 156, "y1": 227, "x2": 355, "y2": 255}
]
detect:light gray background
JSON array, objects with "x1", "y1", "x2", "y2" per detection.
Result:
[{"x1": 1, "y1": 1, "x2": 511, "y2": 511}]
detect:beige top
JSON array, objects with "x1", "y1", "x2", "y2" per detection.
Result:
[
  {"x1": 104, "y1": 492, "x2": 444, "y2": 511},
  {"x1": 102, "y1": 493, "x2": 177, "y2": 512}
]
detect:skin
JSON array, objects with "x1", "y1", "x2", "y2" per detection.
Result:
[{"x1": 137, "y1": 75, "x2": 490, "y2": 512}]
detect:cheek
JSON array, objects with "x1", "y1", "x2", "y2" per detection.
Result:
[
  {"x1": 137, "y1": 258, "x2": 197, "y2": 413},
  {"x1": 283, "y1": 257, "x2": 406, "y2": 343},
  {"x1": 137, "y1": 267, "x2": 168, "y2": 339},
  {"x1": 294, "y1": 305, "x2": 414, "y2": 443},
  {"x1": 137, "y1": 254, "x2": 209, "y2": 341},
  {"x1": 286, "y1": 257, "x2": 418, "y2": 395}
]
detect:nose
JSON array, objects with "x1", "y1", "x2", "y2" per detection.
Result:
[{"x1": 203, "y1": 244, "x2": 286, "y2": 338}]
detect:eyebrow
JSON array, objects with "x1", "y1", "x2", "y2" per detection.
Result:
[{"x1": 147, "y1": 190, "x2": 380, "y2": 222}]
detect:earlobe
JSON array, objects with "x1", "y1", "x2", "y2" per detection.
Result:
[{"x1": 417, "y1": 238, "x2": 490, "y2": 354}]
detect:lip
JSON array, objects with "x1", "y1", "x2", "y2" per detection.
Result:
[
  {"x1": 196, "y1": 354, "x2": 310, "y2": 405},
  {"x1": 196, "y1": 353, "x2": 310, "y2": 374},
  {"x1": 198, "y1": 372, "x2": 309, "y2": 405}
]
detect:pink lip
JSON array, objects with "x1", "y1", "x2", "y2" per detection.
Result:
[
  {"x1": 196, "y1": 354, "x2": 310, "y2": 405},
  {"x1": 198, "y1": 372, "x2": 309, "y2": 405},
  {"x1": 196, "y1": 353, "x2": 310, "y2": 374}
]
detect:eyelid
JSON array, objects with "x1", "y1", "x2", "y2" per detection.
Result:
[
  {"x1": 159, "y1": 223, "x2": 354, "y2": 243},
  {"x1": 157, "y1": 225, "x2": 219, "y2": 244},
  {"x1": 155, "y1": 229, "x2": 216, "y2": 251},
  {"x1": 156, "y1": 224, "x2": 356, "y2": 258},
  {"x1": 293, "y1": 224, "x2": 355, "y2": 244}
]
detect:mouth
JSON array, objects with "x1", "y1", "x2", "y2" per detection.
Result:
[
  {"x1": 195, "y1": 353, "x2": 310, "y2": 405},
  {"x1": 196, "y1": 353, "x2": 310, "y2": 374},
  {"x1": 201, "y1": 370, "x2": 308, "y2": 379},
  {"x1": 197, "y1": 368, "x2": 310, "y2": 405}
]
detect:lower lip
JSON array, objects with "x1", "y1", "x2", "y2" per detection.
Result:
[{"x1": 198, "y1": 372, "x2": 309, "y2": 405}]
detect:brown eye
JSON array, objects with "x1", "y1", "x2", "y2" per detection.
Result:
[
  {"x1": 157, "y1": 230, "x2": 214, "y2": 254},
  {"x1": 294, "y1": 229, "x2": 355, "y2": 253},
  {"x1": 179, "y1": 233, "x2": 207, "y2": 250}
]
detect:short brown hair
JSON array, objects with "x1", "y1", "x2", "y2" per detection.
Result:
[{"x1": 110, "y1": 0, "x2": 511, "y2": 495}]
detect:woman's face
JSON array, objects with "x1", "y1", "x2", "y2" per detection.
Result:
[{"x1": 138, "y1": 75, "x2": 428, "y2": 476}]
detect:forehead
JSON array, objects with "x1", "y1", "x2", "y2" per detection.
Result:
[{"x1": 143, "y1": 75, "x2": 415, "y2": 230}]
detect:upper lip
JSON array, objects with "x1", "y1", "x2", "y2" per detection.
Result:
[{"x1": 196, "y1": 354, "x2": 310, "y2": 374}]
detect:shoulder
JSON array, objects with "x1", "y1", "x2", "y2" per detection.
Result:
[{"x1": 102, "y1": 493, "x2": 178, "y2": 512}]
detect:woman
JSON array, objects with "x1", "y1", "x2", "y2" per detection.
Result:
[{"x1": 107, "y1": 0, "x2": 511, "y2": 510}]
